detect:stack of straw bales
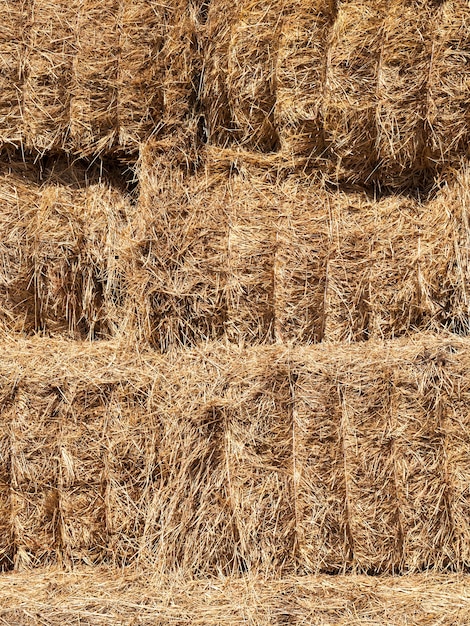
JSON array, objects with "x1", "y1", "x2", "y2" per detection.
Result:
[{"x1": 3, "y1": 0, "x2": 470, "y2": 612}]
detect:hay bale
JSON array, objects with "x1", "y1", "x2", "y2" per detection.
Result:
[
  {"x1": 59, "y1": 385, "x2": 109, "y2": 566},
  {"x1": 392, "y1": 355, "x2": 453, "y2": 571},
  {"x1": 105, "y1": 387, "x2": 162, "y2": 567},
  {"x1": 427, "y1": 1, "x2": 470, "y2": 167},
  {"x1": 0, "y1": 401, "x2": 12, "y2": 571},
  {"x1": 226, "y1": 175, "x2": 277, "y2": 345},
  {"x1": 0, "y1": 161, "x2": 41, "y2": 334},
  {"x1": 226, "y1": 1, "x2": 282, "y2": 151},
  {"x1": 9, "y1": 386, "x2": 61, "y2": 568},
  {"x1": 323, "y1": 192, "x2": 431, "y2": 342},
  {"x1": 424, "y1": 166, "x2": 470, "y2": 335},
  {"x1": 152, "y1": 348, "x2": 237, "y2": 576},
  {"x1": 275, "y1": 1, "x2": 331, "y2": 164},
  {"x1": 341, "y1": 361, "x2": 403, "y2": 573},
  {"x1": 163, "y1": 1, "x2": 198, "y2": 133},
  {"x1": 293, "y1": 353, "x2": 350, "y2": 573},
  {"x1": 0, "y1": 0, "x2": 24, "y2": 147},
  {"x1": 222, "y1": 348, "x2": 295, "y2": 575},
  {"x1": 273, "y1": 180, "x2": 329, "y2": 344},
  {"x1": 0, "y1": 163, "x2": 133, "y2": 339},
  {"x1": 132, "y1": 146, "x2": 228, "y2": 350},
  {"x1": 377, "y1": 0, "x2": 433, "y2": 185},
  {"x1": 201, "y1": 1, "x2": 237, "y2": 146},
  {"x1": 117, "y1": 0, "x2": 166, "y2": 150},
  {"x1": 323, "y1": 1, "x2": 384, "y2": 182},
  {"x1": 444, "y1": 347, "x2": 470, "y2": 568},
  {"x1": 70, "y1": 0, "x2": 119, "y2": 156},
  {"x1": 22, "y1": 0, "x2": 77, "y2": 152}
]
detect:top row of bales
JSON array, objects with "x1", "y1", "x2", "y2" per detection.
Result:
[
  {"x1": 205, "y1": 0, "x2": 470, "y2": 186},
  {"x1": 1, "y1": 0, "x2": 470, "y2": 185},
  {"x1": 0, "y1": 0, "x2": 197, "y2": 156}
]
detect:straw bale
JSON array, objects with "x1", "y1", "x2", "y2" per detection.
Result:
[
  {"x1": 117, "y1": 0, "x2": 166, "y2": 150},
  {"x1": 163, "y1": 1, "x2": 197, "y2": 133},
  {"x1": 323, "y1": 1, "x2": 384, "y2": 182},
  {"x1": 443, "y1": 347, "x2": 470, "y2": 568},
  {"x1": 427, "y1": 0, "x2": 470, "y2": 167},
  {"x1": 376, "y1": 0, "x2": 433, "y2": 185},
  {"x1": 226, "y1": 1, "x2": 282, "y2": 151},
  {"x1": 341, "y1": 363, "x2": 403, "y2": 573},
  {"x1": 0, "y1": 399, "x2": 12, "y2": 571},
  {"x1": 293, "y1": 355, "x2": 350, "y2": 573},
  {"x1": 0, "y1": 1, "x2": 24, "y2": 146},
  {"x1": 0, "y1": 161, "x2": 41, "y2": 334},
  {"x1": 201, "y1": 1, "x2": 237, "y2": 146},
  {"x1": 273, "y1": 179, "x2": 329, "y2": 344},
  {"x1": 70, "y1": 0, "x2": 119, "y2": 156},
  {"x1": 152, "y1": 348, "x2": 237, "y2": 576},
  {"x1": 0, "y1": 164, "x2": 133, "y2": 339},
  {"x1": 105, "y1": 387, "x2": 162, "y2": 567},
  {"x1": 275, "y1": 1, "x2": 331, "y2": 163},
  {"x1": 59, "y1": 386, "x2": 109, "y2": 566},
  {"x1": 9, "y1": 386, "x2": 61, "y2": 568},
  {"x1": 423, "y1": 166, "x2": 470, "y2": 335},
  {"x1": 226, "y1": 175, "x2": 277, "y2": 345},
  {"x1": 22, "y1": 0, "x2": 77, "y2": 152},
  {"x1": 132, "y1": 151, "x2": 228, "y2": 350},
  {"x1": 30, "y1": 182, "x2": 132, "y2": 338},
  {"x1": 222, "y1": 348, "x2": 295, "y2": 575},
  {"x1": 392, "y1": 356, "x2": 453, "y2": 571},
  {"x1": 323, "y1": 192, "x2": 430, "y2": 342}
]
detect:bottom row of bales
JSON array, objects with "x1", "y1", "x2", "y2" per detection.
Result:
[
  {"x1": 1, "y1": 152, "x2": 470, "y2": 347},
  {"x1": 1, "y1": 334, "x2": 470, "y2": 575}
]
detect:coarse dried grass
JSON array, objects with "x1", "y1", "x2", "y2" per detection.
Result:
[
  {"x1": 273, "y1": 177, "x2": 330, "y2": 344},
  {"x1": 376, "y1": 0, "x2": 433, "y2": 186},
  {"x1": 221, "y1": 348, "x2": 295, "y2": 576},
  {"x1": 225, "y1": 1, "x2": 282, "y2": 151},
  {"x1": 428, "y1": 0, "x2": 470, "y2": 168},
  {"x1": 0, "y1": 334, "x2": 469, "y2": 574},
  {"x1": 22, "y1": 0, "x2": 77, "y2": 152},
  {"x1": 201, "y1": 1, "x2": 237, "y2": 147},
  {"x1": 225, "y1": 174, "x2": 278, "y2": 345},
  {"x1": 131, "y1": 142, "x2": 228, "y2": 350},
  {"x1": 322, "y1": 192, "x2": 424, "y2": 342},
  {"x1": 293, "y1": 356, "x2": 350, "y2": 573}
]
